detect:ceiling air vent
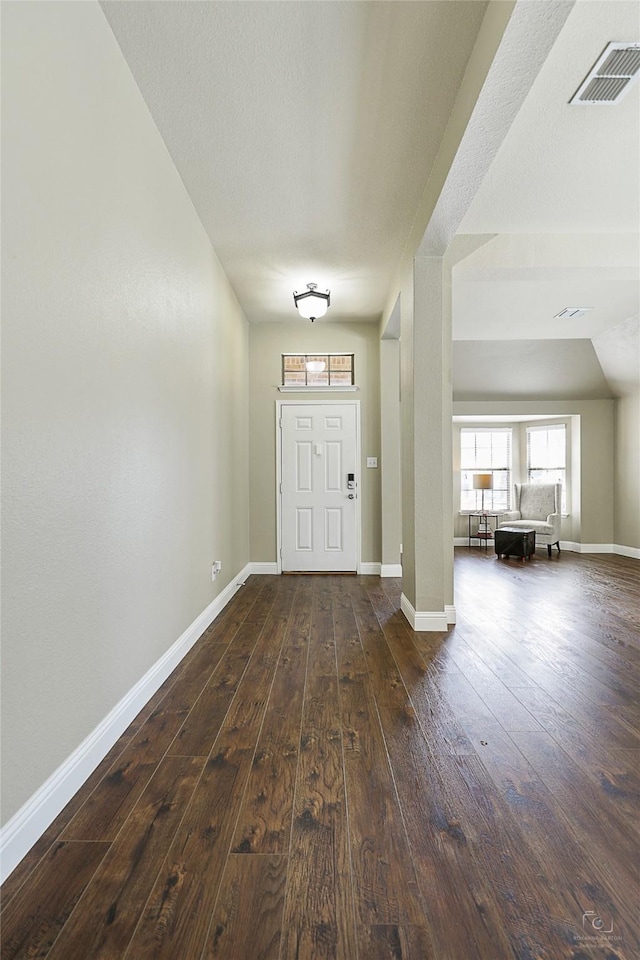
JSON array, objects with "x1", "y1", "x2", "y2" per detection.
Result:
[
  {"x1": 570, "y1": 42, "x2": 640, "y2": 104},
  {"x1": 554, "y1": 308, "x2": 592, "y2": 320}
]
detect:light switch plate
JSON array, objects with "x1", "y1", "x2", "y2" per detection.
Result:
[{"x1": 366, "y1": 457, "x2": 378, "y2": 468}]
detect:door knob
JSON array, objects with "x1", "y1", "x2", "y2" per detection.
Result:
[{"x1": 347, "y1": 493, "x2": 355, "y2": 499}]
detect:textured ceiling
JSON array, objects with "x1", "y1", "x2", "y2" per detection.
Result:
[
  {"x1": 459, "y1": 0, "x2": 640, "y2": 235},
  {"x1": 453, "y1": 0, "x2": 640, "y2": 349},
  {"x1": 100, "y1": 0, "x2": 638, "y2": 352},
  {"x1": 453, "y1": 234, "x2": 639, "y2": 340},
  {"x1": 100, "y1": 0, "x2": 487, "y2": 324}
]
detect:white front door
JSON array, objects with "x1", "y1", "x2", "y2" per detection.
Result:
[{"x1": 280, "y1": 403, "x2": 359, "y2": 572}]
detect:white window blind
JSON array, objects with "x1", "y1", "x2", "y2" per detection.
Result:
[
  {"x1": 527, "y1": 424, "x2": 567, "y2": 512},
  {"x1": 460, "y1": 429, "x2": 512, "y2": 511}
]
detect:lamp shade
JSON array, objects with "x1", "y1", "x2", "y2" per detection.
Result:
[
  {"x1": 293, "y1": 283, "x2": 330, "y2": 321},
  {"x1": 473, "y1": 473, "x2": 493, "y2": 490}
]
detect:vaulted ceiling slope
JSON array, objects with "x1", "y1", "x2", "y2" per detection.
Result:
[
  {"x1": 453, "y1": 339, "x2": 615, "y2": 401},
  {"x1": 100, "y1": 0, "x2": 488, "y2": 324},
  {"x1": 452, "y1": 0, "x2": 639, "y2": 398}
]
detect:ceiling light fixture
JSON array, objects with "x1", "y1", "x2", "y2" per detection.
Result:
[{"x1": 293, "y1": 283, "x2": 330, "y2": 322}]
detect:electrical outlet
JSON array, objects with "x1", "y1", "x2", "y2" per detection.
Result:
[
  {"x1": 366, "y1": 457, "x2": 378, "y2": 468},
  {"x1": 212, "y1": 560, "x2": 222, "y2": 581}
]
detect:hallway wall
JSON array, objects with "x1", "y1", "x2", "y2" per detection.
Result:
[
  {"x1": 1, "y1": 2, "x2": 249, "y2": 824},
  {"x1": 248, "y1": 322, "x2": 381, "y2": 566},
  {"x1": 613, "y1": 389, "x2": 640, "y2": 550}
]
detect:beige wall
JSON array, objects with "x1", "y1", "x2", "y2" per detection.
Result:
[
  {"x1": 1, "y1": 2, "x2": 249, "y2": 823},
  {"x1": 592, "y1": 317, "x2": 640, "y2": 552},
  {"x1": 249, "y1": 322, "x2": 381, "y2": 564},
  {"x1": 614, "y1": 389, "x2": 640, "y2": 550},
  {"x1": 452, "y1": 401, "x2": 615, "y2": 546}
]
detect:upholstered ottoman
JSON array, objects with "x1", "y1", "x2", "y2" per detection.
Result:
[{"x1": 495, "y1": 526, "x2": 536, "y2": 561}]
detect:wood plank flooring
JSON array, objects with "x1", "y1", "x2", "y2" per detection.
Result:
[{"x1": 2, "y1": 550, "x2": 639, "y2": 959}]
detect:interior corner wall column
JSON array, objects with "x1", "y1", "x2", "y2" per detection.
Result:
[
  {"x1": 401, "y1": 255, "x2": 453, "y2": 627},
  {"x1": 381, "y1": 0, "x2": 574, "y2": 626},
  {"x1": 380, "y1": 338, "x2": 402, "y2": 571}
]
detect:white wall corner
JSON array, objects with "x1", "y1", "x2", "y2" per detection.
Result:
[
  {"x1": 249, "y1": 562, "x2": 279, "y2": 574},
  {"x1": 0, "y1": 561, "x2": 252, "y2": 885},
  {"x1": 380, "y1": 564, "x2": 403, "y2": 577},
  {"x1": 360, "y1": 562, "x2": 382, "y2": 575},
  {"x1": 400, "y1": 594, "x2": 449, "y2": 632}
]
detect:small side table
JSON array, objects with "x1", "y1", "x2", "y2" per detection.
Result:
[{"x1": 468, "y1": 513, "x2": 499, "y2": 550}]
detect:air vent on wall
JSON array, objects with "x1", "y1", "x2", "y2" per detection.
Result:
[
  {"x1": 570, "y1": 42, "x2": 640, "y2": 104},
  {"x1": 554, "y1": 307, "x2": 592, "y2": 320}
]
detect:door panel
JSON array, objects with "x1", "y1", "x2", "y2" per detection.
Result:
[
  {"x1": 325, "y1": 441, "x2": 342, "y2": 492},
  {"x1": 296, "y1": 442, "x2": 313, "y2": 492},
  {"x1": 324, "y1": 508, "x2": 343, "y2": 551},
  {"x1": 296, "y1": 508, "x2": 313, "y2": 551},
  {"x1": 281, "y1": 403, "x2": 357, "y2": 572}
]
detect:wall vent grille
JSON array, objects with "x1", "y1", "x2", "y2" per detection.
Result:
[{"x1": 570, "y1": 42, "x2": 640, "y2": 105}]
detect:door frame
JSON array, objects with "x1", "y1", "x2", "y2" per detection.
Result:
[{"x1": 276, "y1": 400, "x2": 362, "y2": 575}]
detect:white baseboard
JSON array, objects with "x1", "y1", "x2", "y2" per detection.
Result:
[
  {"x1": 614, "y1": 544, "x2": 640, "y2": 559},
  {"x1": 249, "y1": 562, "x2": 279, "y2": 574},
  {"x1": 445, "y1": 605, "x2": 457, "y2": 625},
  {"x1": 559, "y1": 540, "x2": 580, "y2": 552},
  {"x1": 0, "y1": 562, "x2": 252, "y2": 885},
  {"x1": 249, "y1": 561, "x2": 413, "y2": 576},
  {"x1": 456, "y1": 538, "x2": 639, "y2": 560},
  {"x1": 560, "y1": 542, "x2": 639, "y2": 558},
  {"x1": 560, "y1": 541, "x2": 607, "y2": 553},
  {"x1": 454, "y1": 537, "x2": 489, "y2": 547},
  {"x1": 400, "y1": 594, "x2": 449, "y2": 632}
]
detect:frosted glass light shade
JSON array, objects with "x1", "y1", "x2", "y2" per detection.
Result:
[
  {"x1": 297, "y1": 296, "x2": 328, "y2": 320},
  {"x1": 293, "y1": 283, "x2": 330, "y2": 321}
]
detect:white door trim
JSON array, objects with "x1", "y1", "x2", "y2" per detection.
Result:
[{"x1": 276, "y1": 400, "x2": 362, "y2": 574}]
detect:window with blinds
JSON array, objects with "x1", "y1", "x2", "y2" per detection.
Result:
[
  {"x1": 460, "y1": 428, "x2": 512, "y2": 511},
  {"x1": 527, "y1": 423, "x2": 567, "y2": 512}
]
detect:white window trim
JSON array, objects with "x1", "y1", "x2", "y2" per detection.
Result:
[
  {"x1": 459, "y1": 426, "x2": 513, "y2": 513},
  {"x1": 278, "y1": 385, "x2": 359, "y2": 393},
  {"x1": 526, "y1": 421, "x2": 568, "y2": 514}
]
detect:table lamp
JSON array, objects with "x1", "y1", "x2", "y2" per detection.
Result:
[{"x1": 473, "y1": 473, "x2": 493, "y2": 514}]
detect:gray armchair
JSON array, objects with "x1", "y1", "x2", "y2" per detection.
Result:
[{"x1": 498, "y1": 483, "x2": 562, "y2": 557}]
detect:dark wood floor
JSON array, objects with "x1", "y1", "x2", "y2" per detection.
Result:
[{"x1": 2, "y1": 550, "x2": 639, "y2": 959}]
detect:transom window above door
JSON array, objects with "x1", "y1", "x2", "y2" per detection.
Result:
[{"x1": 282, "y1": 354, "x2": 354, "y2": 387}]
